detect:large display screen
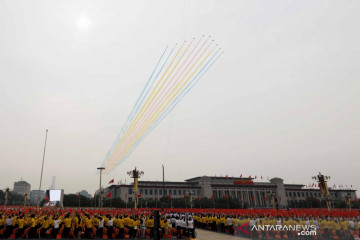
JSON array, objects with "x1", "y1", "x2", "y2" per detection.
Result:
[{"x1": 49, "y1": 190, "x2": 62, "y2": 202}]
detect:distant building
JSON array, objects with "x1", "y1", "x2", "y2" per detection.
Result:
[
  {"x1": 105, "y1": 176, "x2": 357, "y2": 208},
  {"x1": 30, "y1": 190, "x2": 45, "y2": 205},
  {"x1": 79, "y1": 190, "x2": 91, "y2": 198},
  {"x1": 13, "y1": 180, "x2": 31, "y2": 195},
  {"x1": 49, "y1": 176, "x2": 56, "y2": 190}
]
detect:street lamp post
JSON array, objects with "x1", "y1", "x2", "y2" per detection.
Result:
[
  {"x1": 268, "y1": 192, "x2": 275, "y2": 209},
  {"x1": 312, "y1": 172, "x2": 331, "y2": 211},
  {"x1": 343, "y1": 194, "x2": 351, "y2": 210},
  {"x1": 37, "y1": 129, "x2": 48, "y2": 207},
  {"x1": 97, "y1": 167, "x2": 105, "y2": 208},
  {"x1": 127, "y1": 167, "x2": 144, "y2": 210}
]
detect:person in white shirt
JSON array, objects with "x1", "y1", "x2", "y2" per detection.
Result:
[
  {"x1": 5, "y1": 218, "x2": 13, "y2": 238},
  {"x1": 187, "y1": 216, "x2": 195, "y2": 238},
  {"x1": 249, "y1": 219, "x2": 256, "y2": 228},
  {"x1": 140, "y1": 217, "x2": 146, "y2": 238},
  {"x1": 171, "y1": 216, "x2": 176, "y2": 228},
  {"x1": 313, "y1": 219, "x2": 319, "y2": 230},
  {"x1": 107, "y1": 215, "x2": 115, "y2": 239},
  {"x1": 175, "y1": 217, "x2": 182, "y2": 239},
  {"x1": 180, "y1": 218, "x2": 187, "y2": 237},
  {"x1": 51, "y1": 218, "x2": 62, "y2": 238},
  {"x1": 227, "y1": 216, "x2": 233, "y2": 234},
  {"x1": 97, "y1": 217, "x2": 104, "y2": 238},
  {"x1": 349, "y1": 219, "x2": 355, "y2": 230}
]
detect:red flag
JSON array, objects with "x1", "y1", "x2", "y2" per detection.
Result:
[
  {"x1": 183, "y1": 194, "x2": 186, "y2": 199},
  {"x1": 248, "y1": 175, "x2": 251, "y2": 179},
  {"x1": 266, "y1": 196, "x2": 268, "y2": 201},
  {"x1": 240, "y1": 174, "x2": 242, "y2": 178},
  {"x1": 168, "y1": 193, "x2": 171, "y2": 200},
  {"x1": 255, "y1": 176, "x2": 257, "y2": 179},
  {"x1": 226, "y1": 175, "x2": 228, "y2": 179},
  {"x1": 108, "y1": 179, "x2": 114, "y2": 184},
  {"x1": 78, "y1": 192, "x2": 80, "y2": 198},
  {"x1": 197, "y1": 195, "x2": 200, "y2": 200},
  {"x1": 107, "y1": 192, "x2": 112, "y2": 198},
  {"x1": 252, "y1": 195, "x2": 255, "y2": 201},
  {"x1": 137, "y1": 193, "x2": 142, "y2": 198},
  {"x1": 355, "y1": 197, "x2": 358, "y2": 203},
  {"x1": 45, "y1": 196, "x2": 49, "y2": 202},
  {"x1": 225, "y1": 194, "x2": 228, "y2": 200},
  {"x1": 94, "y1": 192, "x2": 96, "y2": 198},
  {"x1": 317, "y1": 198, "x2": 321, "y2": 203},
  {"x1": 211, "y1": 194, "x2": 214, "y2": 200}
]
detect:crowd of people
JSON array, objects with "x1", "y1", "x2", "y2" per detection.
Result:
[
  {"x1": 0, "y1": 206, "x2": 195, "y2": 239},
  {"x1": 193, "y1": 208, "x2": 360, "y2": 239},
  {"x1": 1, "y1": 206, "x2": 360, "y2": 239}
]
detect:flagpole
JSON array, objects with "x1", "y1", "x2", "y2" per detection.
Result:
[
  {"x1": 162, "y1": 164, "x2": 165, "y2": 209},
  {"x1": 37, "y1": 129, "x2": 48, "y2": 207},
  {"x1": 97, "y1": 167, "x2": 105, "y2": 208}
]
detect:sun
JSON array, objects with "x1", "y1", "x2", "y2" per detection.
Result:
[{"x1": 77, "y1": 16, "x2": 90, "y2": 29}]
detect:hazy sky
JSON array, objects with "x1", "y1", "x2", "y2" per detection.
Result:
[{"x1": 1, "y1": 0, "x2": 359, "y2": 195}]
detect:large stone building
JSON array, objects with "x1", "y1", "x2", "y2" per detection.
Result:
[
  {"x1": 13, "y1": 180, "x2": 31, "y2": 196},
  {"x1": 105, "y1": 176, "x2": 357, "y2": 208}
]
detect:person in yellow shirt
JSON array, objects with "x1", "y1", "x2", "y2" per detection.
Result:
[
  {"x1": 28, "y1": 215, "x2": 37, "y2": 238},
  {"x1": 220, "y1": 216, "x2": 226, "y2": 232},
  {"x1": 41, "y1": 216, "x2": 51, "y2": 237},
  {"x1": 341, "y1": 218, "x2": 350, "y2": 239},
  {"x1": 73, "y1": 215, "x2": 81, "y2": 238},
  {"x1": 16, "y1": 216, "x2": 25, "y2": 238},
  {"x1": 62, "y1": 214, "x2": 72, "y2": 238},
  {"x1": 148, "y1": 216, "x2": 154, "y2": 238},
  {"x1": 118, "y1": 216, "x2": 125, "y2": 238},
  {"x1": 84, "y1": 215, "x2": 94, "y2": 239},
  {"x1": 127, "y1": 216, "x2": 134, "y2": 238},
  {"x1": 124, "y1": 215, "x2": 130, "y2": 228}
]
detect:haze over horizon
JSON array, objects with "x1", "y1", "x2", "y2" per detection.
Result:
[{"x1": 1, "y1": 0, "x2": 359, "y2": 195}]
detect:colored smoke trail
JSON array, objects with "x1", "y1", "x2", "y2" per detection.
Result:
[{"x1": 102, "y1": 36, "x2": 223, "y2": 173}]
